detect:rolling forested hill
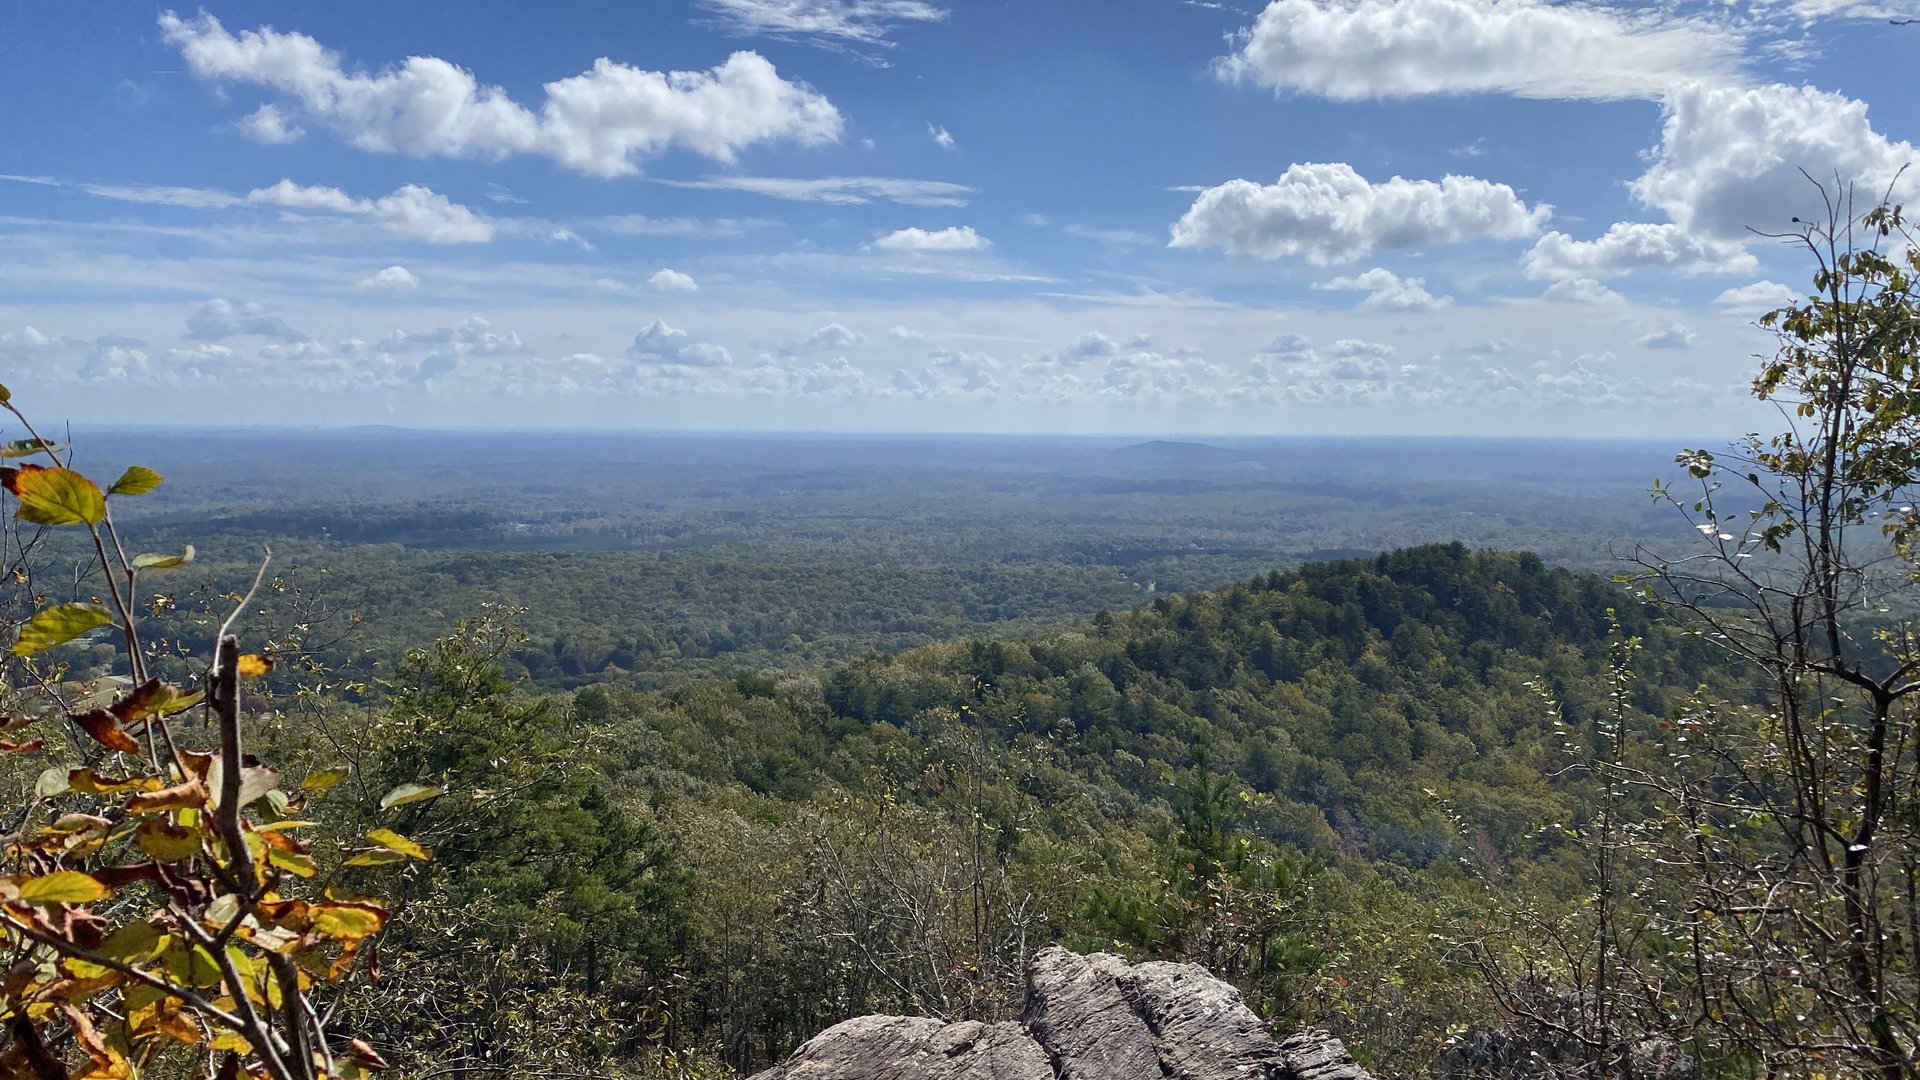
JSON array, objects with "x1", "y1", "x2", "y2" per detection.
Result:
[{"x1": 299, "y1": 542, "x2": 1719, "y2": 1076}]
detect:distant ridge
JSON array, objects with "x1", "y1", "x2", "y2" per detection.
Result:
[{"x1": 1108, "y1": 439, "x2": 1244, "y2": 464}]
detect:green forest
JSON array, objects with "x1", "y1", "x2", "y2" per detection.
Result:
[{"x1": 3, "y1": 204, "x2": 1920, "y2": 1080}]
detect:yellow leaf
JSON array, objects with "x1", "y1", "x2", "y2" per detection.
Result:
[
  {"x1": 236, "y1": 654, "x2": 273, "y2": 678},
  {"x1": 311, "y1": 903, "x2": 385, "y2": 941},
  {"x1": 3, "y1": 465, "x2": 105, "y2": 526},
  {"x1": 300, "y1": 765, "x2": 350, "y2": 793},
  {"x1": 68, "y1": 769, "x2": 164, "y2": 795},
  {"x1": 378, "y1": 781, "x2": 442, "y2": 810},
  {"x1": 59, "y1": 955, "x2": 113, "y2": 980},
  {"x1": 17, "y1": 870, "x2": 110, "y2": 904},
  {"x1": 254, "y1": 819, "x2": 316, "y2": 833},
  {"x1": 266, "y1": 848, "x2": 317, "y2": 878},
  {"x1": 364, "y1": 828, "x2": 431, "y2": 861},
  {"x1": 135, "y1": 816, "x2": 201, "y2": 861}
]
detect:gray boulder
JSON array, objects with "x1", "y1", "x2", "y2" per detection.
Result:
[
  {"x1": 750, "y1": 947, "x2": 1372, "y2": 1080},
  {"x1": 753, "y1": 1016, "x2": 1053, "y2": 1080}
]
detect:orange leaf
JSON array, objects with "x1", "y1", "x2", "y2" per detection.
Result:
[
  {"x1": 71, "y1": 710, "x2": 139, "y2": 754},
  {"x1": 345, "y1": 1038, "x2": 390, "y2": 1070},
  {"x1": 125, "y1": 780, "x2": 208, "y2": 814}
]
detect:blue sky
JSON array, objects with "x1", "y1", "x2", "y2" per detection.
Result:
[{"x1": 2, "y1": 0, "x2": 1917, "y2": 435}]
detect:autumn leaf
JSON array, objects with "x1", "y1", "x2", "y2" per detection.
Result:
[
  {"x1": 72, "y1": 709, "x2": 140, "y2": 754},
  {"x1": 132, "y1": 546, "x2": 194, "y2": 570},
  {"x1": 110, "y1": 679, "x2": 203, "y2": 723},
  {"x1": 134, "y1": 817, "x2": 201, "y2": 862},
  {"x1": 266, "y1": 849, "x2": 317, "y2": 878},
  {"x1": 17, "y1": 871, "x2": 111, "y2": 905},
  {"x1": 0, "y1": 437, "x2": 64, "y2": 459},
  {"x1": 12, "y1": 603, "x2": 113, "y2": 656},
  {"x1": 364, "y1": 828, "x2": 431, "y2": 861},
  {"x1": 68, "y1": 770, "x2": 164, "y2": 795},
  {"x1": 3, "y1": 465, "x2": 106, "y2": 526},
  {"x1": 301, "y1": 765, "x2": 350, "y2": 793},
  {"x1": 125, "y1": 780, "x2": 209, "y2": 814},
  {"x1": 106, "y1": 466, "x2": 163, "y2": 496},
  {"x1": 95, "y1": 921, "x2": 165, "y2": 964},
  {"x1": 378, "y1": 782, "x2": 442, "y2": 810},
  {"x1": 311, "y1": 903, "x2": 386, "y2": 940}
]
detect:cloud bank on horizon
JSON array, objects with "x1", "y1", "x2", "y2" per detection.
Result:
[{"x1": 2, "y1": 0, "x2": 1917, "y2": 436}]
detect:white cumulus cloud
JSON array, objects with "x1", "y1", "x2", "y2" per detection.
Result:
[
  {"x1": 873, "y1": 225, "x2": 990, "y2": 252},
  {"x1": 160, "y1": 10, "x2": 843, "y2": 178},
  {"x1": 1541, "y1": 278, "x2": 1626, "y2": 304},
  {"x1": 246, "y1": 180, "x2": 493, "y2": 243},
  {"x1": 236, "y1": 103, "x2": 303, "y2": 144},
  {"x1": 929, "y1": 123, "x2": 955, "y2": 149},
  {"x1": 1632, "y1": 81, "x2": 1920, "y2": 242},
  {"x1": 1715, "y1": 280, "x2": 1798, "y2": 310},
  {"x1": 1216, "y1": 0, "x2": 1741, "y2": 102},
  {"x1": 1635, "y1": 324, "x2": 1697, "y2": 349},
  {"x1": 1169, "y1": 162, "x2": 1549, "y2": 264},
  {"x1": 186, "y1": 299, "x2": 309, "y2": 343},
  {"x1": 1523, "y1": 222, "x2": 1757, "y2": 278},
  {"x1": 356, "y1": 265, "x2": 419, "y2": 291},
  {"x1": 629, "y1": 320, "x2": 733, "y2": 368},
  {"x1": 790, "y1": 322, "x2": 866, "y2": 353},
  {"x1": 648, "y1": 268, "x2": 700, "y2": 292},
  {"x1": 1312, "y1": 267, "x2": 1451, "y2": 311}
]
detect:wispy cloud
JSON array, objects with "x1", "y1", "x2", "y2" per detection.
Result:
[
  {"x1": 653, "y1": 174, "x2": 974, "y2": 206},
  {"x1": 693, "y1": 0, "x2": 948, "y2": 59}
]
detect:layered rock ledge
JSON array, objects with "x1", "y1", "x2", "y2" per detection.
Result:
[{"x1": 752, "y1": 947, "x2": 1371, "y2": 1080}]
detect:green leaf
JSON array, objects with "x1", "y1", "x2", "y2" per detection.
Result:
[
  {"x1": 132, "y1": 545, "x2": 195, "y2": 570},
  {"x1": 96, "y1": 921, "x2": 165, "y2": 964},
  {"x1": 17, "y1": 870, "x2": 111, "y2": 904},
  {"x1": 11, "y1": 602, "x2": 113, "y2": 656},
  {"x1": 0, "y1": 438, "x2": 65, "y2": 459},
  {"x1": 4, "y1": 466, "x2": 106, "y2": 526},
  {"x1": 379, "y1": 782, "x2": 443, "y2": 811},
  {"x1": 107, "y1": 466, "x2": 163, "y2": 496}
]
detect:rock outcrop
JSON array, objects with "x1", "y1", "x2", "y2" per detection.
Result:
[{"x1": 752, "y1": 947, "x2": 1371, "y2": 1080}]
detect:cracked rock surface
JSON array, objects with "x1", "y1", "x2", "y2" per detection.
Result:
[{"x1": 751, "y1": 947, "x2": 1372, "y2": 1080}]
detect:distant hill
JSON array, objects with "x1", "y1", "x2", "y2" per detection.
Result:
[{"x1": 1108, "y1": 439, "x2": 1245, "y2": 465}]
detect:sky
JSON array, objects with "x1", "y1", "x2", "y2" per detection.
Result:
[{"x1": 2, "y1": 0, "x2": 1918, "y2": 436}]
